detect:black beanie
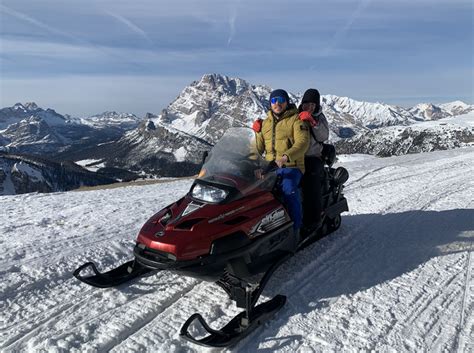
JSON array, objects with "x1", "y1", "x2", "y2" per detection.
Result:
[
  {"x1": 301, "y1": 88, "x2": 320, "y2": 110},
  {"x1": 269, "y1": 89, "x2": 290, "y2": 104}
]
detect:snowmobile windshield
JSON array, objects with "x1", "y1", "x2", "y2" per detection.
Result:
[{"x1": 196, "y1": 127, "x2": 276, "y2": 197}]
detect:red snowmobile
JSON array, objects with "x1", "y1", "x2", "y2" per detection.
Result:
[{"x1": 74, "y1": 127, "x2": 349, "y2": 347}]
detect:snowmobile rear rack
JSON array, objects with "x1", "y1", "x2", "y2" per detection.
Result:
[
  {"x1": 179, "y1": 253, "x2": 291, "y2": 347},
  {"x1": 73, "y1": 260, "x2": 152, "y2": 288}
]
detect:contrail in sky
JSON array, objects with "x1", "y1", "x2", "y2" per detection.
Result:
[
  {"x1": 0, "y1": 4, "x2": 148, "y2": 69},
  {"x1": 0, "y1": 4, "x2": 84, "y2": 43},
  {"x1": 227, "y1": 2, "x2": 239, "y2": 46},
  {"x1": 106, "y1": 11, "x2": 153, "y2": 44},
  {"x1": 323, "y1": 0, "x2": 372, "y2": 56}
]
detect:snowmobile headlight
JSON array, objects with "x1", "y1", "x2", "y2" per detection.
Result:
[{"x1": 192, "y1": 183, "x2": 228, "y2": 203}]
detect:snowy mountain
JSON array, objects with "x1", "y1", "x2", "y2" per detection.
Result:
[
  {"x1": 1, "y1": 116, "x2": 69, "y2": 154},
  {"x1": 440, "y1": 100, "x2": 474, "y2": 116},
  {"x1": 0, "y1": 102, "x2": 67, "y2": 130},
  {"x1": 85, "y1": 115, "x2": 213, "y2": 177},
  {"x1": 335, "y1": 112, "x2": 474, "y2": 156},
  {"x1": 0, "y1": 153, "x2": 116, "y2": 195},
  {"x1": 409, "y1": 103, "x2": 446, "y2": 121},
  {"x1": 155, "y1": 73, "x2": 275, "y2": 144},
  {"x1": 153, "y1": 74, "x2": 438, "y2": 144},
  {"x1": 74, "y1": 111, "x2": 142, "y2": 130},
  {"x1": 1, "y1": 75, "x2": 473, "y2": 181},
  {"x1": 0, "y1": 103, "x2": 142, "y2": 157},
  {"x1": 1, "y1": 147, "x2": 473, "y2": 351},
  {"x1": 322, "y1": 95, "x2": 417, "y2": 138},
  {"x1": 95, "y1": 74, "x2": 472, "y2": 176}
]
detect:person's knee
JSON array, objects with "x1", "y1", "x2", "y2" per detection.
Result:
[{"x1": 281, "y1": 181, "x2": 297, "y2": 196}]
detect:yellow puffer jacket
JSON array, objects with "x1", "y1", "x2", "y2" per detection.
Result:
[{"x1": 256, "y1": 107, "x2": 310, "y2": 173}]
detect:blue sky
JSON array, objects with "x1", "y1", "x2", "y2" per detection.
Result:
[{"x1": 0, "y1": 0, "x2": 472, "y2": 117}]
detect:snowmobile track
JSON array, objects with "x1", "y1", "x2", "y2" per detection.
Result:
[{"x1": 454, "y1": 246, "x2": 474, "y2": 352}]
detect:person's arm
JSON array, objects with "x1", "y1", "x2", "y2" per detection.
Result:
[
  {"x1": 313, "y1": 113, "x2": 329, "y2": 142},
  {"x1": 255, "y1": 130, "x2": 265, "y2": 155},
  {"x1": 283, "y1": 119, "x2": 309, "y2": 162}
]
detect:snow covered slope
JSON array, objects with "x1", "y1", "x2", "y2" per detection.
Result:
[{"x1": 1, "y1": 138, "x2": 473, "y2": 351}]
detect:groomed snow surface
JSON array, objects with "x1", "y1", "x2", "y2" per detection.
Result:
[{"x1": 1, "y1": 148, "x2": 473, "y2": 352}]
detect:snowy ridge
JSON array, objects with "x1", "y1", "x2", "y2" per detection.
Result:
[
  {"x1": 144, "y1": 74, "x2": 473, "y2": 145},
  {"x1": 336, "y1": 112, "x2": 474, "y2": 156},
  {"x1": 323, "y1": 94, "x2": 417, "y2": 128},
  {"x1": 0, "y1": 103, "x2": 142, "y2": 158},
  {"x1": 439, "y1": 100, "x2": 474, "y2": 116},
  {"x1": 1, "y1": 117, "x2": 71, "y2": 155},
  {"x1": 0, "y1": 154, "x2": 116, "y2": 195},
  {"x1": 76, "y1": 111, "x2": 141, "y2": 129},
  {"x1": 1, "y1": 102, "x2": 68, "y2": 128},
  {"x1": 104, "y1": 74, "x2": 473, "y2": 176},
  {"x1": 1, "y1": 75, "x2": 473, "y2": 180},
  {"x1": 409, "y1": 103, "x2": 446, "y2": 121},
  {"x1": 1, "y1": 147, "x2": 473, "y2": 351},
  {"x1": 99, "y1": 117, "x2": 212, "y2": 177}
]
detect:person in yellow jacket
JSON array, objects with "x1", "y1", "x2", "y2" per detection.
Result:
[{"x1": 254, "y1": 89, "x2": 310, "y2": 233}]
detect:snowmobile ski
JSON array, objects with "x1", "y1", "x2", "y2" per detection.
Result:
[
  {"x1": 180, "y1": 295, "x2": 286, "y2": 347},
  {"x1": 179, "y1": 253, "x2": 292, "y2": 347},
  {"x1": 73, "y1": 260, "x2": 152, "y2": 288}
]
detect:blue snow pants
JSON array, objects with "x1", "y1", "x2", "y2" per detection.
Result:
[{"x1": 276, "y1": 168, "x2": 303, "y2": 231}]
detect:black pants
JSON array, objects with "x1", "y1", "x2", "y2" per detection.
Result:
[{"x1": 302, "y1": 156, "x2": 324, "y2": 227}]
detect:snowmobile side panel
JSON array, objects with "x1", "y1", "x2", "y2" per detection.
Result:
[{"x1": 73, "y1": 260, "x2": 152, "y2": 288}]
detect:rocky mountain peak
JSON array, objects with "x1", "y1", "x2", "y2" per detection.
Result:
[
  {"x1": 24, "y1": 102, "x2": 39, "y2": 111},
  {"x1": 13, "y1": 102, "x2": 40, "y2": 112},
  {"x1": 156, "y1": 74, "x2": 272, "y2": 143},
  {"x1": 195, "y1": 73, "x2": 251, "y2": 96},
  {"x1": 409, "y1": 103, "x2": 444, "y2": 121}
]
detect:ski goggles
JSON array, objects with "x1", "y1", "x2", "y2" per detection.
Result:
[{"x1": 270, "y1": 96, "x2": 286, "y2": 104}]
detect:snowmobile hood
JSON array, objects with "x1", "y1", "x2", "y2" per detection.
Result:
[{"x1": 137, "y1": 190, "x2": 281, "y2": 261}]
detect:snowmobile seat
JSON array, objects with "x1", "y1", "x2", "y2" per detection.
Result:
[{"x1": 321, "y1": 144, "x2": 336, "y2": 167}]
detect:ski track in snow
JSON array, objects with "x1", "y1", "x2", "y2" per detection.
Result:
[{"x1": 1, "y1": 148, "x2": 473, "y2": 352}]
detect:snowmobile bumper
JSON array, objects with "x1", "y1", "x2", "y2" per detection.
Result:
[{"x1": 133, "y1": 222, "x2": 294, "y2": 281}]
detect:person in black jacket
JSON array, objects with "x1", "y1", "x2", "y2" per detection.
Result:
[{"x1": 298, "y1": 89, "x2": 329, "y2": 236}]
